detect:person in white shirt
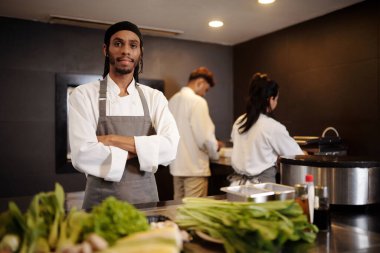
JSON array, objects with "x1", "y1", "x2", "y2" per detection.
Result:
[
  {"x1": 169, "y1": 67, "x2": 224, "y2": 199},
  {"x1": 229, "y1": 73, "x2": 304, "y2": 185},
  {"x1": 68, "y1": 21, "x2": 179, "y2": 209}
]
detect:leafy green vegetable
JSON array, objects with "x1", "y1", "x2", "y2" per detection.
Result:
[
  {"x1": 56, "y1": 207, "x2": 91, "y2": 251},
  {"x1": 84, "y1": 197, "x2": 149, "y2": 245},
  {"x1": 0, "y1": 185, "x2": 151, "y2": 252},
  {"x1": 0, "y1": 205, "x2": 24, "y2": 240},
  {"x1": 18, "y1": 183, "x2": 66, "y2": 253},
  {"x1": 175, "y1": 198, "x2": 318, "y2": 253},
  {"x1": 0, "y1": 183, "x2": 68, "y2": 253}
]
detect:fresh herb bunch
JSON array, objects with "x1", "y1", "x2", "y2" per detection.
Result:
[
  {"x1": 175, "y1": 198, "x2": 318, "y2": 253},
  {"x1": 84, "y1": 197, "x2": 149, "y2": 245}
]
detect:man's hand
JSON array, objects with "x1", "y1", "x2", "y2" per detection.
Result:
[
  {"x1": 97, "y1": 134, "x2": 137, "y2": 154},
  {"x1": 217, "y1": 140, "x2": 225, "y2": 152},
  {"x1": 97, "y1": 135, "x2": 112, "y2": 145}
]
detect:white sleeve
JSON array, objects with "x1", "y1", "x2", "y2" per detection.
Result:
[
  {"x1": 190, "y1": 99, "x2": 219, "y2": 160},
  {"x1": 134, "y1": 91, "x2": 180, "y2": 172},
  {"x1": 68, "y1": 87, "x2": 128, "y2": 181},
  {"x1": 270, "y1": 123, "x2": 304, "y2": 156}
]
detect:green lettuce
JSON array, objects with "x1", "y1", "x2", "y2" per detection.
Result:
[{"x1": 84, "y1": 197, "x2": 149, "y2": 245}]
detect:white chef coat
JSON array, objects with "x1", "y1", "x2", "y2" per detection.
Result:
[
  {"x1": 168, "y1": 87, "x2": 219, "y2": 177},
  {"x1": 68, "y1": 75, "x2": 180, "y2": 182},
  {"x1": 231, "y1": 113, "x2": 303, "y2": 176}
]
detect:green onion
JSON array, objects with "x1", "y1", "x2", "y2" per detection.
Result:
[{"x1": 175, "y1": 198, "x2": 318, "y2": 253}]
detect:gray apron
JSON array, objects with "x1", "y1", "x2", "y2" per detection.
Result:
[
  {"x1": 82, "y1": 79, "x2": 159, "y2": 210},
  {"x1": 227, "y1": 166, "x2": 277, "y2": 186}
]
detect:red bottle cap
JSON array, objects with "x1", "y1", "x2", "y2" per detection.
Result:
[{"x1": 305, "y1": 174, "x2": 314, "y2": 182}]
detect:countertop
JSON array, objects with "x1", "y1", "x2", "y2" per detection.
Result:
[{"x1": 2, "y1": 192, "x2": 380, "y2": 252}]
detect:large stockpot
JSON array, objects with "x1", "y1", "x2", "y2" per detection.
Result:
[{"x1": 279, "y1": 155, "x2": 380, "y2": 205}]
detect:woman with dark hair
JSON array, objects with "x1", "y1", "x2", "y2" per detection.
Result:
[{"x1": 228, "y1": 73, "x2": 304, "y2": 185}]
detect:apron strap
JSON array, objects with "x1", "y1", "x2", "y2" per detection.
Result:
[
  {"x1": 98, "y1": 79, "x2": 107, "y2": 118},
  {"x1": 135, "y1": 84, "x2": 150, "y2": 118}
]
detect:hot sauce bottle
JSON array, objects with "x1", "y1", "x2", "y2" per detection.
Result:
[{"x1": 305, "y1": 174, "x2": 315, "y2": 224}]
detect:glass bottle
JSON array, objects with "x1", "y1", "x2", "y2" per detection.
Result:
[
  {"x1": 313, "y1": 185, "x2": 331, "y2": 231},
  {"x1": 305, "y1": 174, "x2": 315, "y2": 223},
  {"x1": 294, "y1": 184, "x2": 310, "y2": 221}
]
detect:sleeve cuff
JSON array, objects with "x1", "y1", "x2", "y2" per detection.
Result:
[
  {"x1": 135, "y1": 136, "x2": 159, "y2": 173},
  {"x1": 104, "y1": 146, "x2": 128, "y2": 181}
]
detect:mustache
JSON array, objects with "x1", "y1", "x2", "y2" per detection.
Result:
[{"x1": 117, "y1": 56, "x2": 134, "y2": 62}]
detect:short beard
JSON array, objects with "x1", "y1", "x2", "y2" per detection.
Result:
[{"x1": 115, "y1": 67, "x2": 132, "y2": 75}]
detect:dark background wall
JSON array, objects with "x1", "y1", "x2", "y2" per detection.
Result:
[
  {"x1": 0, "y1": 17, "x2": 233, "y2": 200},
  {"x1": 234, "y1": 0, "x2": 380, "y2": 157}
]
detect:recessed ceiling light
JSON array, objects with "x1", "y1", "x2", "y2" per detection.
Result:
[
  {"x1": 208, "y1": 20, "x2": 224, "y2": 28},
  {"x1": 258, "y1": 0, "x2": 276, "y2": 4}
]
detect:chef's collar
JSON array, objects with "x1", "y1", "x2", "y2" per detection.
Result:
[
  {"x1": 183, "y1": 86, "x2": 195, "y2": 94},
  {"x1": 106, "y1": 75, "x2": 137, "y2": 96}
]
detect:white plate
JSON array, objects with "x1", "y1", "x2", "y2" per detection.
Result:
[{"x1": 195, "y1": 230, "x2": 223, "y2": 244}]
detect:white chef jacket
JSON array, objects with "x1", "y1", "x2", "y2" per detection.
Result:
[
  {"x1": 168, "y1": 87, "x2": 219, "y2": 177},
  {"x1": 231, "y1": 113, "x2": 303, "y2": 176},
  {"x1": 68, "y1": 75, "x2": 180, "y2": 182}
]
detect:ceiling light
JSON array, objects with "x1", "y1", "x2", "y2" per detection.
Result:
[
  {"x1": 208, "y1": 20, "x2": 224, "y2": 28},
  {"x1": 258, "y1": 0, "x2": 276, "y2": 4}
]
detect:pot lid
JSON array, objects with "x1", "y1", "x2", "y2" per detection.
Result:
[{"x1": 279, "y1": 155, "x2": 380, "y2": 168}]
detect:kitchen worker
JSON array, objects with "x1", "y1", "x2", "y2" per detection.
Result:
[
  {"x1": 229, "y1": 72, "x2": 304, "y2": 185},
  {"x1": 68, "y1": 21, "x2": 179, "y2": 209},
  {"x1": 168, "y1": 67, "x2": 224, "y2": 199}
]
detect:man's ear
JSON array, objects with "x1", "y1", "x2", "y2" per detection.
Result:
[
  {"x1": 103, "y1": 44, "x2": 107, "y2": 57},
  {"x1": 195, "y1": 78, "x2": 203, "y2": 89}
]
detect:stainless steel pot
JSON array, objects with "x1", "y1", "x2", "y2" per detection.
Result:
[{"x1": 279, "y1": 155, "x2": 380, "y2": 205}]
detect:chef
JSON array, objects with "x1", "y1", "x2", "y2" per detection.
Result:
[
  {"x1": 168, "y1": 67, "x2": 223, "y2": 199},
  {"x1": 229, "y1": 73, "x2": 304, "y2": 185},
  {"x1": 68, "y1": 21, "x2": 180, "y2": 209}
]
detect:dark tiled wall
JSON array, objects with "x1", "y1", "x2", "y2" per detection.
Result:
[
  {"x1": 0, "y1": 17, "x2": 233, "y2": 198},
  {"x1": 233, "y1": 0, "x2": 380, "y2": 156}
]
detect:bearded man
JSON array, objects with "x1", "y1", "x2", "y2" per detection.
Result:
[{"x1": 68, "y1": 21, "x2": 179, "y2": 209}]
